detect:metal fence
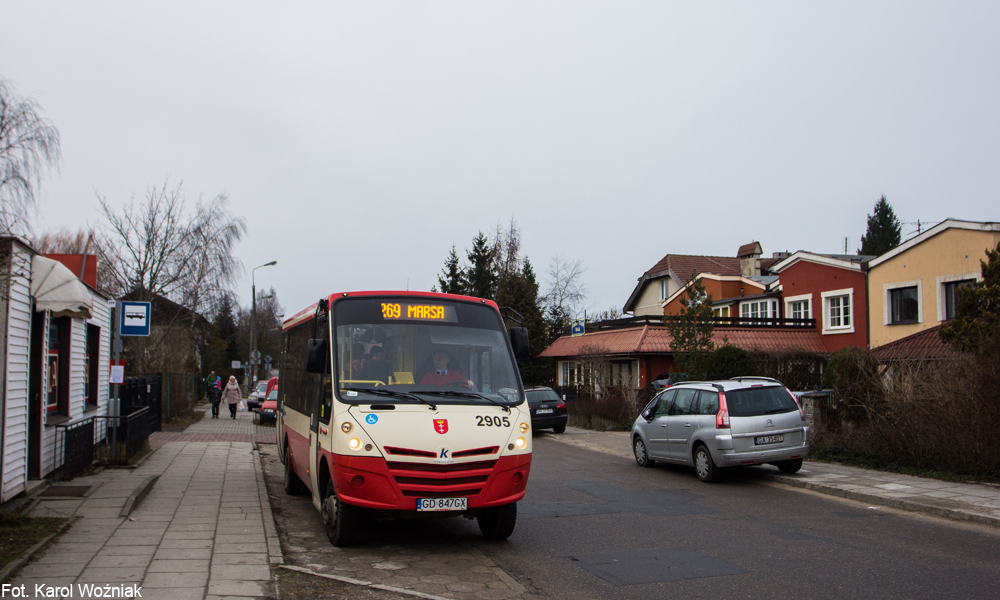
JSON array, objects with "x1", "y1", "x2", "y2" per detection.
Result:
[
  {"x1": 94, "y1": 406, "x2": 152, "y2": 465},
  {"x1": 52, "y1": 418, "x2": 96, "y2": 479}
]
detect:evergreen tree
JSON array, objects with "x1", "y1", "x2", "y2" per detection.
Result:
[
  {"x1": 435, "y1": 245, "x2": 465, "y2": 295},
  {"x1": 859, "y1": 195, "x2": 902, "y2": 256},
  {"x1": 496, "y1": 258, "x2": 550, "y2": 385},
  {"x1": 664, "y1": 276, "x2": 715, "y2": 378},
  {"x1": 214, "y1": 295, "x2": 240, "y2": 364},
  {"x1": 465, "y1": 231, "x2": 496, "y2": 300},
  {"x1": 940, "y1": 242, "x2": 1000, "y2": 352}
]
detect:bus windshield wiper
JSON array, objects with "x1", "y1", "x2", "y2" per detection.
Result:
[
  {"x1": 340, "y1": 387, "x2": 436, "y2": 410},
  {"x1": 411, "y1": 390, "x2": 510, "y2": 412}
]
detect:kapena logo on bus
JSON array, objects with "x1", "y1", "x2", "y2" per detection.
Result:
[
  {"x1": 433, "y1": 419, "x2": 448, "y2": 434},
  {"x1": 434, "y1": 446, "x2": 454, "y2": 464}
]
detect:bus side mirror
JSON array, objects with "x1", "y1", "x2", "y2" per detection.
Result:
[
  {"x1": 306, "y1": 339, "x2": 327, "y2": 373},
  {"x1": 510, "y1": 327, "x2": 529, "y2": 359}
]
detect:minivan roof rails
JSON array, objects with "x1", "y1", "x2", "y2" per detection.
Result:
[{"x1": 729, "y1": 376, "x2": 782, "y2": 384}]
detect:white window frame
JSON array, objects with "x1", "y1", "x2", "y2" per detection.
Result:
[
  {"x1": 936, "y1": 272, "x2": 981, "y2": 322},
  {"x1": 883, "y1": 280, "x2": 922, "y2": 326},
  {"x1": 821, "y1": 288, "x2": 855, "y2": 334},
  {"x1": 784, "y1": 293, "x2": 812, "y2": 322},
  {"x1": 658, "y1": 279, "x2": 669, "y2": 302}
]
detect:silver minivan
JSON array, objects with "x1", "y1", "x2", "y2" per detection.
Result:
[{"x1": 631, "y1": 378, "x2": 809, "y2": 482}]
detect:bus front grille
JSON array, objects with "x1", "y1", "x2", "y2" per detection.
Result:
[{"x1": 387, "y1": 460, "x2": 497, "y2": 497}]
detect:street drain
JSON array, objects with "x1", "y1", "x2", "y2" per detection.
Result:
[{"x1": 38, "y1": 485, "x2": 91, "y2": 497}]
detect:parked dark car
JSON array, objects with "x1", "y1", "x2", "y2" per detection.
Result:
[
  {"x1": 247, "y1": 380, "x2": 268, "y2": 412},
  {"x1": 526, "y1": 387, "x2": 567, "y2": 433},
  {"x1": 257, "y1": 390, "x2": 278, "y2": 425},
  {"x1": 651, "y1": 373, "x2": 687, "y2": 389}
]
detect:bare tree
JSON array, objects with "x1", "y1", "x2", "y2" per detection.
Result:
[
  {"x1": 96, "y1": 180, "x2": 195, "y2": 300},
  {"x1": 543, "y1": 255, "x2": 587, "y2": 318},
  {"x1": 178, "y1": 193, "x2": 247, "y2": 321},
  {"x1": 0, "y1": 78, "x2": 61, "y2": 234}
]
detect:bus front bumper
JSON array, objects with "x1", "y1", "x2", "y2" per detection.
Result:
[{"x1": 330, "y1": 453, "x2": 531, "y2": 511}]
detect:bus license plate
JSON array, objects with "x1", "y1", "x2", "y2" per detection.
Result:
[
  {"x1": 755, "y1": 435, "x2": 784, "y2": 445},
  {"x1": 416, "y1": 497, "x2": 468, "y2": 511}
]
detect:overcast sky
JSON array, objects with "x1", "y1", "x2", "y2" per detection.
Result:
[{"x1": 3, "y1": 2, "x2": 998, "y2": 318}]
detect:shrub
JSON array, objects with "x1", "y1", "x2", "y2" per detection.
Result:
[{"x1": 706, "y1": 345, "x2": 758, "y2": 380}]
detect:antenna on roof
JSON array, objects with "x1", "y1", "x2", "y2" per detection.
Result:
[
  {"x1": 902, "y1": 220, "x2": 928, "y2": 236},
  {"x1": 844, "y1": 237, "x2": 849, "y2": 254}
]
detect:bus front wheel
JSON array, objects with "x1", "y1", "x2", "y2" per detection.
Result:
[
  {"x1": 478, "y1": 502, "x2": 517, "y2": 541},
  {"x1": 323, "y1": 480, "x2": 359, "y2": 547}
]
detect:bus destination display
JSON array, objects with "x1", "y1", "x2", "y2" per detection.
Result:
[{"x1": 381, "y1": 302, "x2": 458, "y2": 322}]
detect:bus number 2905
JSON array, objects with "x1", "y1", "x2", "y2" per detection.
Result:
[{"x1": 476, "y1": 416, "x2": 510, "y2": 427}]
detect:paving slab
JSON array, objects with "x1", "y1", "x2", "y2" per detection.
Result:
[{"x1": 10, "y1": 408, "x2": 278, "y2": 599}]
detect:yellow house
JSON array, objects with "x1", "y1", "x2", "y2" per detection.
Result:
[{"x1": 867, "y1": 219, "x2": 1000, "y2": 348}]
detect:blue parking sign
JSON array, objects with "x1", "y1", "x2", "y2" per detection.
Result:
[{"x1": 120, "y1": 302, "x2": 151, "y2": 336}]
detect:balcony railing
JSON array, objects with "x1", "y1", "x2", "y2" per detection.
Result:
[{"x1": 578, "y1": 315, "x2": 816, "y2": 333}]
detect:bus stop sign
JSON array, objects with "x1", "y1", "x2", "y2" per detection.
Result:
[{"x1": 120, "y1": 301, "x2": 151, "y2": 336}]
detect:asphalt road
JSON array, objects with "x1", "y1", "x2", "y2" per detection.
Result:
[{"x1": 263, "y1": 436, "x2": 1000, "y2": 600}]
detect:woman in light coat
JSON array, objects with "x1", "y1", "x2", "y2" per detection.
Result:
[{"x1": 222, "y1": 376, "x2": 243, "y2": 419}]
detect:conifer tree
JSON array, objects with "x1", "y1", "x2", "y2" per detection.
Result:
[
  {"x1": 859, "y1": 196, "x2": 902, "y2": 256},
  {"x1": 465, "y1": 231, "x2": 496, "y2": 300},
  {"x1": 664, "y1": 275, "x2": 715, "y2": 378},
  {"x1": 435, "y1": 245, "x2": 465, "y2": 295},
  {"x1": 940, "y1": 242, "x2": 1000, "y2": 352}
]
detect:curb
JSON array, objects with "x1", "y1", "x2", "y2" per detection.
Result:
[
  {"x1": 253, "y1": 449, "x2": 284, "y2": 565},
  {"x1": 761, "y1": 472, "x2": 1000, "y2": 529},
  {"x1": 278, "y1": 565, "x2": 455, "y2": 600},
  {"x1": 0, "y1": 517, "x2": 75, "y2": 584},
  {"x1": 119, "y1": 475, "x2": 159, "y2": 518}
]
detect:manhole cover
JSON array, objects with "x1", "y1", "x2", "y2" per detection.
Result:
[{"x1": 38, "y1": 485, "x2": 91, "y2": 497}]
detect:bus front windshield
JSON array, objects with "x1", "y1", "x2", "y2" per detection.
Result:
[{"x1": 334, "y1": 297, "x2": 523, "y2": 407}]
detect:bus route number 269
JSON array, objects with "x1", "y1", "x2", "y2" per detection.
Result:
[{"x1": 476, "y1": 416, "x2": 510, "y2": 427}]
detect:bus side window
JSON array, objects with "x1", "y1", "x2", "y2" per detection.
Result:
[{"x1": 318, "y1": 376, "x2": 332, "y2": 424}]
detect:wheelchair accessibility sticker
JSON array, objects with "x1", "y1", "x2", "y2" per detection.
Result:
[{"x1": 365, "y1": 414, "x2": 378, "y2": 424}]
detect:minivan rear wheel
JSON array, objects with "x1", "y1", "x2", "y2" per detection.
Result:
[
  {"x1": 694, "y1": 445, "x2": 721, "y2": 483},
  {"x1": 776, "y1": 458, "x2": 803, "y2": 474}
]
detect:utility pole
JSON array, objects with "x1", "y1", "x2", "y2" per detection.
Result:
[{"x1": 250, "y1": 261, "x2": 277, "y2": 389}]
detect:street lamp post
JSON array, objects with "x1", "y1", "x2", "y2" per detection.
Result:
[{"x1": 251, "y1": 261, "x2": 277, "y2": 389}]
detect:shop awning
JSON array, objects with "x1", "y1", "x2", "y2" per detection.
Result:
[{"x1": 30, "y1": 255, "x2": 94, "y2": 319}]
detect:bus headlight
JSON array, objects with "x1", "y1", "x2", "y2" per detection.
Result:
[
  {"x1": 348, "y1": 438, "x2": 361, "y2": 450},
  {"x1": 519, "y1": 422, "x2": 529, "y2": 434},
  {"x1": 515, "y1": 437, "x2": 526, "y2": 449},
  {"x1": 341, "y1": 422, "x2": 353, "y2": 433}
]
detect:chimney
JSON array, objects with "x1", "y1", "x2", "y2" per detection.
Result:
[{"x1": 737, "y1": 242, "x2": 763, "y2": 277}]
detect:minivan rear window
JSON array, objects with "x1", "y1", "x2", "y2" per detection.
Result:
[{"x1": 726, "y1": 386, "x2": 798, "y2": 417}]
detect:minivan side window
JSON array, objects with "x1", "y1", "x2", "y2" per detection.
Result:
[
  {"x1": 697, "y1": 391, "x2": 719, "y2": 415},
  {"x1": 671, "y1": 388, "x2": 698, "y2": 416},
  {"x1": 653, "y1": 390, "x2": 675, "y2": 417}
]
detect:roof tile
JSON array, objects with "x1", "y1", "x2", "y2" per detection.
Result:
[{"x1": 871, "y1": 325, "x2": 955, "y2": 361}]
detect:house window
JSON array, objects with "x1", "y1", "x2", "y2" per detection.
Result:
[
  {"x1": 740, "y1": 299, "x2": 773, "y2": 323},
  {"x1": 790, "y1": 300, "x2": 809, "y2": 320},
  {"x1": 713, "y1": 306, "x2": 730, "y2": 319},
  {"x1": 943, "y1": 279, "x2": 975, "y2": 320},
  {"x1": 658, "y1": 280, "x2": 669, "y2": 302},
  {"x1": 828, "y1": 295, "x2": 850, "y2": 328},
  {"x1": 46, "y1": 318, "x2": 60, "y2": 412},
  {"x1": 821, "y1": 288, "x2": 855, "y2": 334},
  {"x1": 890, "y1": 286, "x2": 919, "y2": 324},
  {"x1": 87, "y1": 323, "x2": 101, "y2": 406}
]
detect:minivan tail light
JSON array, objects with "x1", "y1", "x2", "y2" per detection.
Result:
[
  {"x1": 786, "y1": 387, "x2": 805, "y2": 422},
  {"x1": 716, "y1": 391, "x2": 730, "y2": 429}
]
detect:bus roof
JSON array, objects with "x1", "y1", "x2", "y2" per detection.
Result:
[{"x1": 281, "y1": 290, "x2": 501, "y2": 332}]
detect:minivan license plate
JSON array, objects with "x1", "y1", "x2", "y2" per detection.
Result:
[
  {"x1": 755, "y1": 435, "x2": 784, "y2": 445},
  {"x1": 416, "y1": 497, "x2": 468, "y2": 511}
]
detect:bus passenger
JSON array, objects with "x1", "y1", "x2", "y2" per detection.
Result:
[
  {"x1": 419, "y1": 351, "x2": 474, "y2": 389},
  {"x1": 360, "y1": 345, "x2": 391, "y2": 384}
]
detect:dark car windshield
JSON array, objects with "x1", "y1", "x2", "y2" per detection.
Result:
[
  {"x1": 266, "y1": 390, "x2": 278, "y2": 400},
  {"x1": 726, "y1": 386, "x2": 798, "y2": 417},
  {"x1": 526, "y1": 390, "x2": 560, "y2": 403}
]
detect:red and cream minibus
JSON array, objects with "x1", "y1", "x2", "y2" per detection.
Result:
[{"x1": 277, "y1": 291, "x2": 532, "y2": 546}]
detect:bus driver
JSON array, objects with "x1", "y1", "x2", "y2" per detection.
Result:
[{"x1": 419, "y1": 351, "x2": 474, "y2": 389}]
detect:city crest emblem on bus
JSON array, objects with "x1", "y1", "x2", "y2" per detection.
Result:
[{"x1": 433, "y1": 419, "x2": 449, "y2": 434}]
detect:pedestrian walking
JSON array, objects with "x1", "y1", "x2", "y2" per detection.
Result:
[
  {"x1": 222, "y1": 375, "x2": 242, "y2": 419},
  {"x1": 209, "y1": 377, "x2": 222, "y2": 418}
]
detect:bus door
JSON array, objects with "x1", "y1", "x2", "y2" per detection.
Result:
[{"x1": 308, "y1": 319, "x2": 331, "y2": 507}]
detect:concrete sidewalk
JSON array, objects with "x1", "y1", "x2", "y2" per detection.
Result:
[
  {"x1": 13, "y1": 410, "x2": 282, "y2": 599},
  {"x1": 547, "y1": 426, "x2": 1000, "y2": 528}
]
